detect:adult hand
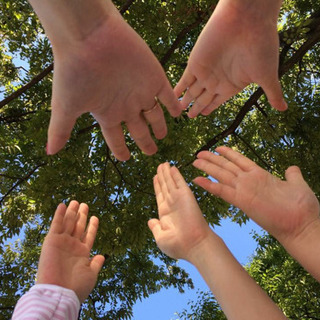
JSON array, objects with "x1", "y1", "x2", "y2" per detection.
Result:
[
  {"x1": 193, "y1": 146, "x2": 319, "y2": 245},
  {"x1": 37, "y1": 201, "x2": 105, "y2": 303},
  {"x1": 175, "y1": 0, "x2": 287, "y2": 118},
  {"x1": 148, "y1": 163, "x2": 211, "y2": 261},
  {"x1": 29, "y1": 0, "x2": 181, "y2": 160}
]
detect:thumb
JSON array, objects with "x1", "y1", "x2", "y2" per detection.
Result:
[
  {"x1": 148, "y1": 219, "x2": 162, "y2": 241},
  {"x1": 47, "y1": 108, "x2": 77, "y2": 155},
  {"x1": 285, "y1": 166, "x2": 305, "y2": 184},
  {"x1": 90, "y1": 255, "x2": 105, "y2": 275},
  {"x1": 261, "y1": 79, "x2": 288, "y2": 111}
]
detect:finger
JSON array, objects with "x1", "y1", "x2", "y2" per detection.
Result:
[
  {"x1": 162, "y1": 162, "x2": 177, "y2": 192},
  {"x1": 193, "y1": 177, "x2": 236, "y2": 205},
  {"x1": 157, "y1": 163, "x2": 169, "y2": 197},
  {"x1": 83, "y1": 216, "x2": 99, "y2": 250},
  {"x1": 196, "y1": 150, "x2": 239, "y2": 176},
  {"x1": 285, "y1": 166, "x2": 305, "y2": 184},
  {"x1": 180, "y1": 81, "x2": 204, "y2": 109},
  {"x1": 193, "y1": 159, "x2": 236, "y2": 187},
  {"x1": 200, "y1": 94, "x2": 225, "y2": 116},
  {"x1": 157, "y1": 81, "x2": 182, "y2": 117},
  {"x1": 142, "y1": 103, "x2": 167, "y2": 140},
  {"x1": 188, "y1": 91, "x2": 217, "y2": 118},
  {"x1": 90, "y1": 255, "x2": 105, "y2": 275},
  {"x1": 72, "y1": 203, "x2": 89, "y2": 239},
  {"x1": 99, "y1": 125, "x2": 131, "y2": 161},
  {"x1": 170, "y1": 166, "x2": 188, "y2": 189},
  {"x1": 47, "y1": 108, "x2": 77, "y2": 155},
  {"x1": 215, "y1": 146, "x2": 256, "y2": 172},
  {"x1": 153, "y1": 175, "x2": 164, "y2": 209},
  {"x1": 126, "y1": 117, "x2": 158, "y2": 155},
  {"x1": 148, "y1": 218, "x2": 162, "y2": 241},
  {"x1": 260, "y1": 79, "x2": 288, "y2": 111},
  {"x1": 174, "y1": 70, "x2": 196, "y2": 98},
  {"x1": 63, "y1": 200, "x2": 80, "y2": 234},
  {"x1": 49, "y1": 203, "x2": 67, "y2": 234}
]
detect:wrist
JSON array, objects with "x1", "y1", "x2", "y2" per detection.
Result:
[
  {"x1": 280, "y1": 217, "x2": 320, "y2": 253},
  {"x1": 220, "y1": 0, "x2": 282, "y2": 25},
  {"x1": 278, "y1": 217, "x2": 320, "y2": 281},
  {"x1": 29, "y1": 0, "x2": 115, "y2": 45},
  {"x1": 186, "y1": 230, "x2": 224, "y2": 266}
]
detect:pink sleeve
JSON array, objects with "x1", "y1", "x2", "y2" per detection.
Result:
[{"x1": 12, "y1": 284, "x2": 80, "y2": 320}]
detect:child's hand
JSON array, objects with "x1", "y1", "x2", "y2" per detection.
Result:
[
  {"x1": 148, "y1": 163, "x2": 211, "y2": 262},
  {"x1": 37, "y1": 201, "x2": 105, "y2": 303},
  {"x1": 193, "y1": 146, "x2": 320, "y2": 245}
]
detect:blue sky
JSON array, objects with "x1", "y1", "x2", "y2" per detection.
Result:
[{"x1": 132, "y1": 218, "x2": 263, "y2": 320}]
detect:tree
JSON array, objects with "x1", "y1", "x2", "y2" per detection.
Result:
[
  {"x1": 0, "y1": 0, "x2": 320, "y2": 318},
  {"x1": 248, "y1": 234, "x2": 320, "y2": 320},
  {"x1": 176, "y1": 234, "x2": 320, "y2": 320}
]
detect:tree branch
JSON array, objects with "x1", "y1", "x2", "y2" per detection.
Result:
[
  {"x1": 233, "y1": 132, "x2": 277, "y2": 174},
  {"x1": 119, "y1": 0, "x2": 136, "y2": 15},
  {"x1": 106, "y1": 148, "x2": 154, "y2": 197},
  {"x1": 0, "y1": 163, "x2": 47, "y2": 206},
  {"x1": 160, "y1": 5, "x2": 215, "y2": 66},
  {"x1": 0, "y1": 64, "x2": 53, "y2": 110}
]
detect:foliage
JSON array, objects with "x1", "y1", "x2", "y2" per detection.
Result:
[
  {"x1": 247, "y1": 234, "x2": 320, "y2": 320},
  {"x1": 175, "y1": 290, "x2": 226, "y2": 320},
  {"x1": 0, "y1": 0, "x2": 320, "y2": 318}
]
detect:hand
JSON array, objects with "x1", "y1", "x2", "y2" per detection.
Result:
[
  {"x1": 37, "y1": 201, "x2": 105, "y2": 303},
  {"x1": 174, "y1": 0, "x2": 287, "y2": 118},
  {"x1": 193, "y1": 146, "x2": 320, "y2": 244},
  {"x1": 47, "y1": 2, "x2": 181, "y2": 160},
  {"x1": 148, "y1": 163, "x2": 211, "y2": 261}
]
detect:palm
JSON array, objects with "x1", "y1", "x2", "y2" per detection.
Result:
[
  {"x1": 231, "y1": 167, "x2": 311, "y2": 236},
  {"x1": 39, "y1": 234, "x2": 95, "y2": 294},
  {"x1": 49, "y1": 8, "x2": 180, "y2": 160}
]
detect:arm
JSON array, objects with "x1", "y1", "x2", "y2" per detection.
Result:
[
  {"x1": 28, "y1": 0, "x2": 181, "y2": 160},
  {"x1": 12, "y1": 201, "x2": 105, "y2": 319},
  {"x1": 148, "y1": 163, "x2": 287, "y2": 320},
  {"x1": 12, "y1": 284, "x2": 80, "y2": 320},
  {"x1": 174, "y1": 0, "x2": 286, "y2": 117},
  {"x1": 193, "y1": 146, "x2": 320, "y2": 282}
]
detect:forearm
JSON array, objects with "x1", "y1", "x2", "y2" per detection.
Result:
[
  {"x1": 188, "y1": 232, "x2": 287, "y2": 320},
  {"x1": 280, "y1": 218, "x2": 320, "y2": 282},
  {"x1": 28, "y1": 0, "x2": 114, "y2": 45}
]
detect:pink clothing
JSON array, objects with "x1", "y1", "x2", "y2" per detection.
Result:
[{"x1": 12, "y1": 284, "x2": 80, "y2": 320}]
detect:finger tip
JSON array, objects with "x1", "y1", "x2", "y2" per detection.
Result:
[
  {"x1": 144, "y1": 146, "x2": 158, "y2": 156},
  {"x1": 46, "y1": 143, "x2": 59, "y2": 156},
  {"x1": 155, "y1": 129, "x2": 167, "y2": 140},
  {"x1": 268, "y1": 96, "x2": 288, "y2": 111},
  {"x1": 57, "y1": 202, "x2": 66, "y2": 209},
  {"x1": 113, "y1": 151, "x2": 131, "y2": 162},
  {"x1": 70, "y1": 199, "x2": 79, "y2": 206},
  {"x1": 47, "y1": 132, "x2": 70, "y2": 155}
]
